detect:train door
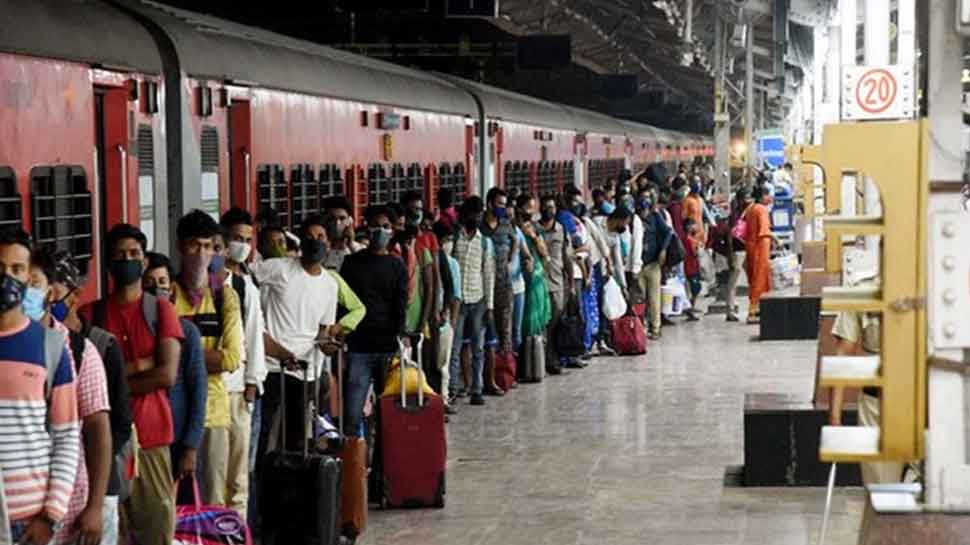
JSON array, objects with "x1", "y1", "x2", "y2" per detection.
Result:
[
  {"x1": 228, "y1": 100, "x2": 252, "y2": 211},
  {"x1": 94, "y1": 86, "x2": 131, "y2": 289}
]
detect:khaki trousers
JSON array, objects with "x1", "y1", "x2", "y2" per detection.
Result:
[
  {"x1": 125, "y1": 446, "x2": 175, "y2": 545},
  {"x1": 226, "y1": 392, "x2": 252, "y2": 519},
  {"x1": 637, "y1": 262, "x2": 663, "y2": 335},
  {"x1": 201, "y1": 426, "x2": 230, "y2": 509}
]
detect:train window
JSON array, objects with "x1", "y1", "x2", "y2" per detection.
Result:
[
  {"x1": 0, "y1": 167, "x2": 22, "y2": 230},
  {"x1": 452, "y1": 163, "x2": 466, "y2": 203},
  {"x1": 407, "y1": 163, "x2": 423, "y2": 195},
  {"x1": 367, "y1": 163, "x2": 389, "y2": 206},
  {"x1": 319, "y1": 164, "x2": 345, "y2": 199},
  {"x1": 563, "y1": 161, "x2": 575, "y2": 190},
  {"x1": 389, "y1": 163, "x2": 406, "y2": 204},
  {"x1": 290, "y1": 164, "x2": 318, "y2": 224},
  {"x1": 257, "y1": 164, "x2": 290, "y2": 228},
  {"x1": 30, "y1": 166, "x2": 93, "y2": 273},
  {"x1": 200, "y1": 126, "x2": 220, "y2": 220},
  {"x1": 537, "y1": 161, "x2": 557, "y2": 198},
  {"x1": 438, "y1": 163, "x2": 465, "y2": 206},
  {"x1": 136, "y1": 125, "x2": 156, "y2": 250}
]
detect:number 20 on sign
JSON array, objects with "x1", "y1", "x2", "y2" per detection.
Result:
[{"x1": 842, "y1": 65, "x2": 914, "y2": 121}]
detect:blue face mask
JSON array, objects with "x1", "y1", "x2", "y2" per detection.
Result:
[
  {"x1": 51, "y1": 300, "x2": 69, "y2": 322},
  {"x1": 493, "y1": 207, "x2": 508, "y2": 220},
  {"x1": 208, "y1": 255, "x2": 226, "y2": 274},
  {"x1": 23, "y1": 287, "x2": 46, "y2": 321},
  {"x1": 600, "y1": 201, "x2": 616, "y2": 215}
]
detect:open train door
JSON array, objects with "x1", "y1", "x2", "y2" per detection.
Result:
[
  {"x1": 94, "y1": 85, "x2": 133, "y2": 291},
  {"x1": 229, "y1": 100, "x2": 253, "y2": 212}
]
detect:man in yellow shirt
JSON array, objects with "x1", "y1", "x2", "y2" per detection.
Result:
[{"x1": 171, "y1": 211, "x2": 244, "y2": 508}]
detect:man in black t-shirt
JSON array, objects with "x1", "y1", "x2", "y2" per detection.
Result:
[{"x1": 339, "y1": 205, "x2": 409, "y2": 435}]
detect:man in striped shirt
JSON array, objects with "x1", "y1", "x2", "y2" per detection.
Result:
[
  {"x1": 0, "y1": 227, "x2": 80, "y2": 544},
  {"x1": 447, "y1": 197, "x2": 495, "y2": 407}
]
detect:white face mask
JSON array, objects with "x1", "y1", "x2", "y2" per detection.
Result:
[
  {"x1": 442, "y1": 241, "x2": 454, "y2": 255},
  {"x1": 228, "y1": 240, "x2": 252, "y2": 264}
]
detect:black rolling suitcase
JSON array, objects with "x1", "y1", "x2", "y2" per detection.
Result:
[{"x1": 260, "y1": 360, "x2": 341, "y2": 545}]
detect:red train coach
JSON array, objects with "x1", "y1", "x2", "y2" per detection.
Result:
[
  {"x1": 441, "y1": 77, "x2": 579, "y2": 200},
  {"x1": 0, "y1": 0, "x2": 166, "y2": 300},
  {"x1": 124, "y1": 0, "x2": 479, "y2": 230},
  {"x1": 562, "y1": 106, "x2": 628, "y2": 196}
]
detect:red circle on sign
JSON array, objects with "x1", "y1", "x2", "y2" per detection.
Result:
[{"x1": 854, "y1": 68, "x2": 898, "y2": 114}]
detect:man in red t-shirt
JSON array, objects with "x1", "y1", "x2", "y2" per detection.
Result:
[{"x1": 80, "y1": 224, "x2": 183, "y2": 545}]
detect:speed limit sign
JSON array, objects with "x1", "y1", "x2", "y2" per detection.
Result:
[{"x1": 842, "y1": 65, "x2": 914, "y2": 121}]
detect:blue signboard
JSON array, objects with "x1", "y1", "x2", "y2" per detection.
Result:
[{"x1": 757, "y1": 133, "x2": 786, "y2": 168}]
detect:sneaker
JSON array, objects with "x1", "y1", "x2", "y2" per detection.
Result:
[
  {"x1": 647, "y1": 332, "x2": 661, "y2": 341},
  {"x1": 444, "y1": 404, "x2": 458, "y2": 415},
  {"x1": 726, "y1": 314, "x2": 740, "y2": 322},
  {"x1": 596, "y1": 343, "x2": 617, "y2": 357},
  {"x1": 580, "y1": 353, "x2": 593, "y2": 362},
  {"x1": 470, "y1": 394, "x2": 485, "y2": 406},
  {"x1": 546, "y1": 366, "x2": 565, "y2": 376}
]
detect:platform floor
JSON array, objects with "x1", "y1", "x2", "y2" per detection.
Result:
[{"x1": 361, "y1": 313, "x2": 864, "y2": 545}]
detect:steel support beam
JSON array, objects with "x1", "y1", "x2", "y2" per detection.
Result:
[
  {"x1": 714, "y1": 2, "x2": 731, "y2": 196},
  {"x1": 745, "y1": 15, "x2": 755, "y2": 168}
]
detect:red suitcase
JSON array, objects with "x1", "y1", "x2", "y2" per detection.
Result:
[
  {"x1": 611, "y1": 314, "x2": 647, "y2": 355},
  {"x1": 379, "y1": 338, "x2": 446, "y2": 509},
  {"x1": 494, "y1": 351, "x2": 517, "y2": 391}
]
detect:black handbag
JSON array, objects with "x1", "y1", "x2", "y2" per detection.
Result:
[{"x1": 553, "y1": 299, "x2": 586, "y2": 358}]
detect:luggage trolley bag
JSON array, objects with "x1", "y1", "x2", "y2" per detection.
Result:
[
  {"x1": 611, "y1": 311, "x2": 647, "y2": 355},
  {"x1": 380, "y1": 336, "x2": 447, "y2": 508},
  {"x1": 335, "y1": 345, "x2": 368, "y2": 542},
  {"x1": 521, "y1": 335, "x2": 545, "y2": 383},
  {"x1": 260, "y1": 359, "x2": 341, "y2": 545}
]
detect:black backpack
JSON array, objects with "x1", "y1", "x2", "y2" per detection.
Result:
[
  {"x1": 665, "y1": 234, "x2": 686, "y2": 267},
  {"x1": 553, "y1": 299, "x2": 586, "y2": 358}
]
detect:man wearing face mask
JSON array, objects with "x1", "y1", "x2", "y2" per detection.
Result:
[
  {"x1": 447, "y1": 197, "x2": 495, "y2": 407},
  {"x1": 0, "y1": 228, "x2": 80, "y2": 545},
  {"x1": 481, "y1": 187, "x2": 530, "y2": 392},
  {"x1": 250, "y1": 214, "x2": 346, "y2": 456},
  {"x1": 170, "y1": 211, "x2": 244, "y2": 510},
  {"x1": 340, "y1": 205, "x2": 408, "y2": 434},
  {"x1": 48, "y1": 251, "x2": 132, "y2": 545},
  {"x1": 28, "y1": 248, "x2": 114, "y2": 545},
  {"x1": 143, "y1": 253, "x2": 207, "y2": 500},
  {"x1": 538, "y1": 195, "x2": 575, "y2": 375},
  {"x1": 217, "y1": 208, "x2": 268, "y2": 520},
  {"x1": 402, "y1": 191, "x2": 441, "y2": 383},
  {"x1": 637, "y1": 190, "x2": 673, "y2": 339},
  {"x1": 81, "y1": 223, "x2": 183, "y2": 545}
]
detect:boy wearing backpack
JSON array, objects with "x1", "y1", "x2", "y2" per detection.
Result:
[
  {"x1": 0, "y1": 228, "x2": 80, "y2": 545},
  {"x1": 81, "y1": 224, "x2": 184, "y2": 545},
  {"x1": 28, "y1": 248, "x2": 113, "y2": 545},
  {"x1": 170, "y1": 212, "x2": 244, "y2": 510},
  {"x1": 49, "y1": 250, "x2": 132, "y2": 545}
]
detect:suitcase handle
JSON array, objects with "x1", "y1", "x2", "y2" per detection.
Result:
[
  {"x1": 278, "y1": 359, "x2": 311, "y2": 459},
  {"x1": 396, "y1": 335, "x2": 424, "y2": 409}
]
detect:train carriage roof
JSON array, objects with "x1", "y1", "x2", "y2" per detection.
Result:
[
  {"x1": 438, "y1": 76, "x2": 580, "y2": 132},
  {"x1": 560, "y1": 105, "x2": 627, "y2": 137},
  {"x1": 0, "y1": 0, "x2": 162, "y2": 73},
  {"x1": 122, "y1": 0, "x2": 478, "y2": 117},
  {"x1": 619, "y1": 120, "x2": 662, "y2": 143}
]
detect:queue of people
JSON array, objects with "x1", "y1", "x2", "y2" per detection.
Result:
[{"x1": 0, "y1": 160, "x2": 788, "y2": 544}]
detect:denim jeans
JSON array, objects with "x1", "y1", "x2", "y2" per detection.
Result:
[
  {"x1": 246, "y1": 397, "x2": 262, "y2": 528},
  {"x1": 512, "y1": 291, "x2": 525, "y2": 351},
  {"x1": 344, "y1": 352, "x2": 394, "y2": 436},
  {"x1": 449, "y1": 300, "x2": 486, "y2": 396}
]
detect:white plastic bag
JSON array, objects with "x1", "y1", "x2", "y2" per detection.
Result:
[
  {"x1": 771, "y1": 252, "x2": 800, "y2": 290},
  {"x1": 602, "y1": 277, "x2": 627, "y2": 320}
]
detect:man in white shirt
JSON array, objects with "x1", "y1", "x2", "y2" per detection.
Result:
[
  {"x1": 217, "y1": 208, "x2": 268, "y2": 520},
  {"x1": 251, "y1": 215, "x2": 338, "y2": 455}
]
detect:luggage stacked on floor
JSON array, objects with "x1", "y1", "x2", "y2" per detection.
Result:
[
  {"x1": 260, "y1": 358, "x2": 342, "y2": 545},
  {"x1": 378, "y1": 337, "x2": 447, "y2": 508}
]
